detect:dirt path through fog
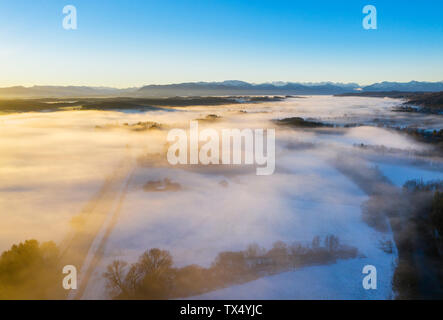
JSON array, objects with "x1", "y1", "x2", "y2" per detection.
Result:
[{"x1": 57, "y1": 156, "x2": 136, "y2": 299}]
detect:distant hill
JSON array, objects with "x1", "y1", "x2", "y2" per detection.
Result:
[
  {"x1": 406, "y1": 91, "x2": 443, "y2": 110},
  {"x1": 362, "y1": 81, "x2": 443, "y2": 92},
  {"x1": 0, "y1": 86, "x2": 138, "y2": 98},
  {"x1": 136, "y1": 81, "x2": 360, "y2": 96},
  {"x1": 336, "y1": 91, "x2": 443, "y2": 112},
  {"x1": 0, "y1": 82, "x2": 360, "y2": 98},
  {"x1": 1, "y1": 81, "x2": 442, "y2": 98},
  {"x1": 0, "y1": 96, "x2": 284, "y2": 114},
  {"x1": 335, "y1": 91, "x2": 421, "y2": 99}
]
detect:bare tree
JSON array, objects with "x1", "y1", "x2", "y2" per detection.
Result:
[
  {"x1": 244, "y1": 243, "x2": 265, "y2": 258},
  {"x1": 312, "y1": 236, "x2": 321, "y2": 249},
  {"x1": 136, "y1": 248, "x2": 173, "y2": 277},
  {"x1": 103, "y1": 260, "x2": 128, "y2": 296},
  {"x1": 324, "y1": 235, "x2": 340, "y2": 253}
]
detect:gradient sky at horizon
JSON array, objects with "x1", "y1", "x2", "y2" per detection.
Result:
[{"x1": 0, "y1": 0, "x2": 442, "y2": 88}]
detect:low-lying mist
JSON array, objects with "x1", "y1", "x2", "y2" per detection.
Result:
[{"x1": 1, "y1": 96, "x2": 442, "y2": 299}]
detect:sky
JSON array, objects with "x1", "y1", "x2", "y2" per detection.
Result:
[{"x1": 0, "y1": 0, "x2": 442, "y2": 87}]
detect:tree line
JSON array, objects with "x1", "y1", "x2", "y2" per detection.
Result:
[{"x1": 103, "y1": 235, "x2": 358, "y2": 299}]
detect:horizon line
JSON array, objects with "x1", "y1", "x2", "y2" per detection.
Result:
[{"x1": 1, "y1": 79, "x2": 443, "y2": 90}]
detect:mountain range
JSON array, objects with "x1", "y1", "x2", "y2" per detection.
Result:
[{"x1": 1, "y1": 81, "x2": 442, "y2": 98}]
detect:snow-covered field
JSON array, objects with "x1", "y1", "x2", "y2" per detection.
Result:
[
  {"x1": 193, "y1": 258, "x2": 395, "y2": 300},
  {"x1": 1, "y1": 96, "x2": 442, "y2": 299}
]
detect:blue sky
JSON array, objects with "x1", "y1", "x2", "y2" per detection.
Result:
[{"x1": 0, "y1": 0, "x2": 442, "y2": 87}]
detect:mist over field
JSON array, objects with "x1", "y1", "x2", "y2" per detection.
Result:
[{"x1": 1, "y1": 96, "x2": 442, "y2": 299}]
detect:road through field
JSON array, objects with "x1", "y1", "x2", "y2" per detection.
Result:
[{"x1": 56, "y1": 155, "x2": 136, "y2": 299}]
